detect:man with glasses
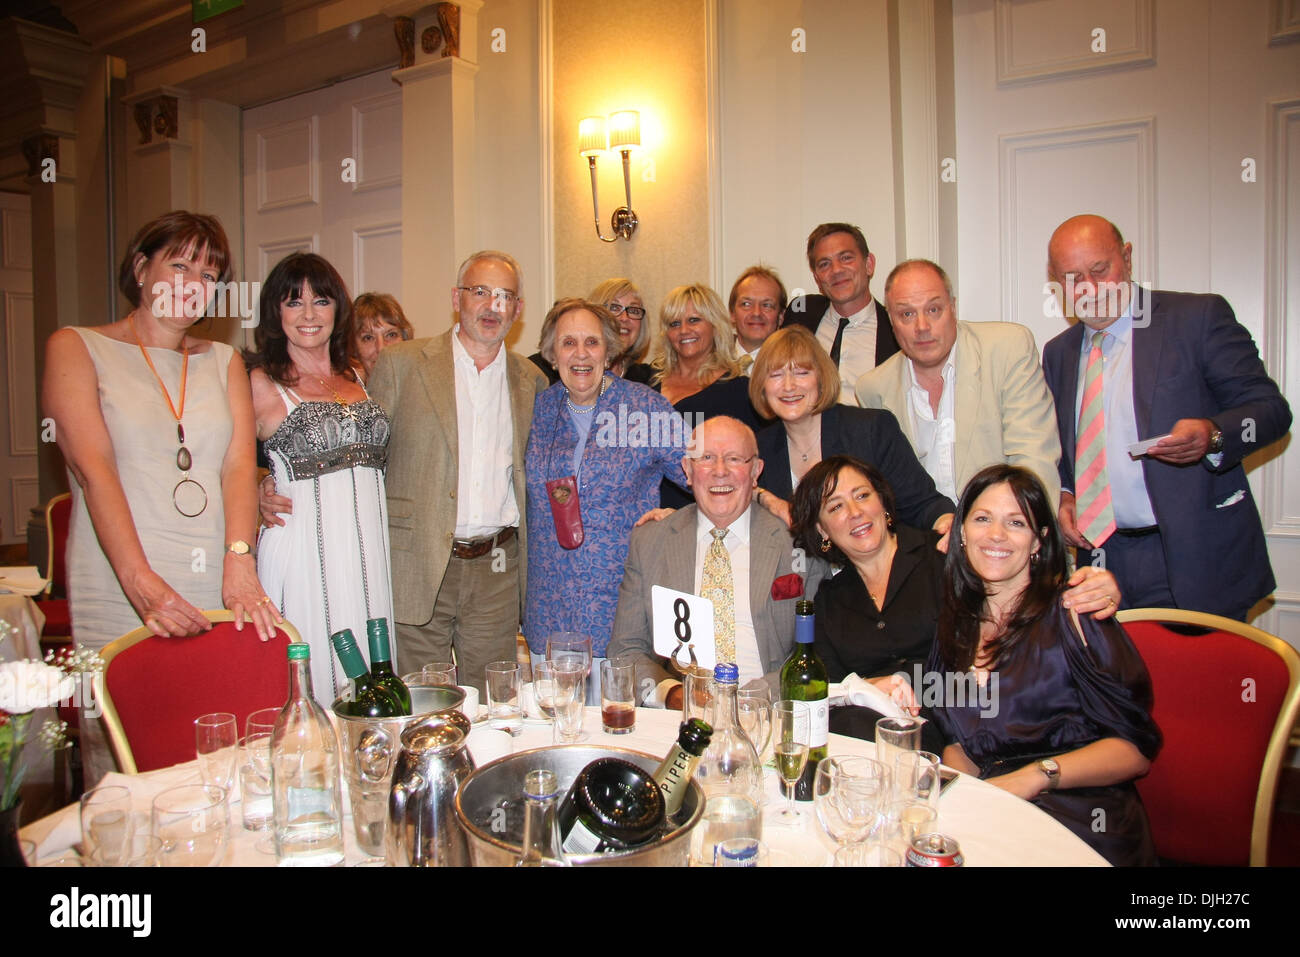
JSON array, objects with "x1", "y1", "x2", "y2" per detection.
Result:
[
  {"x1": 608, "y1": 416, "x2": 828, "y2": 708},
  {"x1": 783, "y1": 223, "x2": 900, "y2": 404},
  {"x1": 368, "y1": 251, "x2": 549, "y2": 693},
  {"x1": 729, "y1": 266, "x2": 788, "y2": 370}
]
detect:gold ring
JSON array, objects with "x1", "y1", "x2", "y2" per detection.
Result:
[{"x1": 258, "y1": 596, "x2": 271, "y2": 606}]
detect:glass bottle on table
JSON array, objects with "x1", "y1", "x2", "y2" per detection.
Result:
[
  {"x1": 366, "y1": 618, "x2": 412, "y2": 714},
  {"x1": 780, "y1": 600, "x2": 828, "y2": 800},
  {"x1": 557, "y1": 757, "x2": 666, "y2": 855},
  {"x1": 272, "y1": 643, "x2": 345, "y2": 866},
  {"x1": 331, "y1": 629, "x2": 404, "y2": 717},
  {"x1": 516, "y1": 769, "x2": 570, "y2": 867},
  {"x1": 695, "y1": 663, "x2": 761, "y2": 799}
]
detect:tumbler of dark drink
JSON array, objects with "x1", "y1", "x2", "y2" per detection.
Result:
[{"x1": 600, "y1": 657, "x2": 637, "y2": 734}]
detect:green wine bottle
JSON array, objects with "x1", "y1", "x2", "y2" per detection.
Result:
[
  {"x1": 330, "y1": 629, "x2": 403, "y2": 717},
  {"x1": 779, "y1": 599, "x2": 828, "y2": 801},
  {"x1": 365, "y1": 618, "x2": 412, "y2": 715}
]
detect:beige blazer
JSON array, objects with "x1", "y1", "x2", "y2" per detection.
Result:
[
  {"x1": 855, "y1": 320, "x2": 1062, "y2": 510},
  {"x1": 368, "y1": 330, "x2": 548, "y2": 626}
]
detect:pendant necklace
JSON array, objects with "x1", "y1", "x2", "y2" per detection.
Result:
[{"x1": 128, "y1": 315, "x2": 207, "y2": 517}]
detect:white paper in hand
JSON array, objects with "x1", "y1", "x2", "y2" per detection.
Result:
[
  {"x1": 1127, "y1": 434, "x2": 1172, "y2": 459},
  {"x1": 650, "y1": 585, "x2": 715, "y2": 672}
]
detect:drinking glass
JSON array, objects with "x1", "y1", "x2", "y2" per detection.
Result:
[
  {"x1": 240, "y1": 733, "x2": 274, "y2": 831},
  {"x1": 833, "y1": 842, "x2": 903, "y2": 867},
  {"x1": 600, "y1": 656, "x2": 636, "y2": 734},
  {"x1": 421, "y1": 661, "x2": 457, "y2": 686},
  {"x1": 874, "y1": 716, "x2": 922, "y2": 782},
  {"x1": 545, "y1": 633, "x2": 592, "y2": 679},
  {"x1": 814, "y1": 756, "x2": 889, "y2": 846},
  {"x1": 80, "y1": 785, "x2": 134, "y2": 865},
  {"x1": 551, "y1": 661, "x2": 586, "y2": 744},
  {"x1": 195, "y1": 712, "x2": 238, "y2": 792},
  {"x1": 681, "y1": 666, "x2": 714, "y2": 725},
  {"x1": 244, "y1": 707, "x2": 280, "y2": 741},
  {"x1": 737, "y1": 687, "x2": 773, "y2": 761},
  {"x1": 151, "y1": 785, "x2": 230, "y2": 867},
  {"x1": 771, "y1": 700, "x2": 810, "y2": 826},
  {"x1": 531, "y1": 661, "x2": 561, "y2": 720},
  {"x1": 894, "y1": 750, "x2": 942, "y2": 808},
  {"x1": 880, "y1": 799, "x2": 939, "y2": 854},
  {"x1": 485, "y1": 660, "x2": 524, "y2": 733}
]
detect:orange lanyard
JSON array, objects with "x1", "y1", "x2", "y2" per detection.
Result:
[{"x1": 127, "y1": 315, "x2": 188, "y2": 423}]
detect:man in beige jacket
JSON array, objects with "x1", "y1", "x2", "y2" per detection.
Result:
[
  {"x1": 855, "y1": 258, "x2": 1061, "y2": 509},
  {"x1": 369, "y1": 251, "x2": 549, "y2": 693}
]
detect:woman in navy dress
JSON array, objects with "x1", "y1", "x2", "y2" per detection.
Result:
[{"x1": 927, "y1": 464, "x2": 1161, "y2": 866}]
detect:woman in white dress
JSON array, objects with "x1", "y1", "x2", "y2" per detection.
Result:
[
  {"x1": 250, "y1": 253, "x2": 394, "y2": 702},
  {"x1": 42, "y1": 210, "x2": 278, "y2": 785}
]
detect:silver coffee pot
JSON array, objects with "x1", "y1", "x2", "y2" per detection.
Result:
[{"x1": 385, "y1": 717, "x2": 475, "y2": 866}]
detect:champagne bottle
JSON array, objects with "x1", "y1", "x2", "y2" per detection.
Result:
[
  {"x1": 651, "y1": 718, "x2": 713, "y2": 821},
  {"x1": 780, "y1": 599, "x2": 828, "y2": 800},
  {"x1": 516, "y1": 769, "x2": 570, "y2": 867},
  {"x1": 365, "y1": 618, "x2": 412, "y2": 715},
  {"x1": 330, "y1": 629, "x2": 402, "y2": 717},
  {"x1": 557, "y1": 757, "x2": 667, "y2": 855},
  {"x1": 272, "y1": 643, "x2": 345, "y2": 866}
]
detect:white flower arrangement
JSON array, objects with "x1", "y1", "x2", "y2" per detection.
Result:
[{"x1": 1, "y1": 654, "x2": 81, "y2": 811}]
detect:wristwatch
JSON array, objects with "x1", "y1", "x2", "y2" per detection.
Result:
[
  {"x1": 226, "y1": 540, "x2": 256, "y2": 557},
  {"x1": 1207, "y1": 425, "x2": 1224, "y2": 455},
  {"x1": 1036, "y1": 758, "x2": 1061, "y2": 792}
]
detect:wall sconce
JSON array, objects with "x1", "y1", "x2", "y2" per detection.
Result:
[{"x1": 579, "y1": 110, "x2": 640, "y2": 242}]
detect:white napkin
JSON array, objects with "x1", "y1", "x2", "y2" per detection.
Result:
[
  {"x1": 0, "y1": 567, "x2": 48, "y2": 596},
  {"x1": 827, "y1": 673, "x2": 916, "y2": 721},
  {"x1": 465, "y1": 726, "x2": 512, "y2": 766}
]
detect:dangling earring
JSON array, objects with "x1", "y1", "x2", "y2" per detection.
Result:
[
  {"x1": 885, "y1": 511, "x2": 895, "y2": 532},
  {"x1": 819, "y1": 537, "x2": 832, "y2": 554},
  {"x1": 1030, "y1": 551, "x2": 1041, "y2": 566}
]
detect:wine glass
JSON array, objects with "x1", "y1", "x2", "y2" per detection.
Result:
[
  {"x1": 151, "y1": 785, "x2": 230, "y2": 867},
  {"x1": 80, "y1": 785, "x2": 135, "y2": 865},
  {"x1": 421, "y1": 661, "x2": 457, "y2": 686},
  {"x1": 532, "y1": 661, "x2": 561, "y2": 720},
  {"x1": 194, "y1": 712, "x2": 238, "y2": 792},
  {"x1": 551, "y1": 660, "x2": 587, "y2": 744},
  {"x1": 546, "y1": 633, "x2": 592, "y2": 679},
  {"x1": 814, "y1": 756, "x2": 889, "y2": 848},
  {"x1": 737, "y1": 685, "x2": 773, "y2": 761},
  {"x1": 771, "y1": 700, "x2": 810, "y2": 826}
]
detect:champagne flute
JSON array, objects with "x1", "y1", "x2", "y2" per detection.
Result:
[
  {"x1": 195, "y1": 712, "x2": 238, "y2": 792},
  {"x1": 771, "y1": 700, "x2": 809, "y2": 826},
  {"x1": 737, "y1": 686, "x2": 773, "y2": 761},
  {"x1": 532, "y1": 661, "x2": 561, "y2": 720}
]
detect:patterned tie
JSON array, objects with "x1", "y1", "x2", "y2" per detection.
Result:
[
  {"x1": 738, "y1": 353, "x2": 754, "y2": 374},
  {"x1": 701, "y1": 528, "x2": 736, "y2": 664},
  {"x1": 828, "y1": 316, "x2": 851, "y2": 366},
  {"x1": 1075, "y1": 330, "x2": 1116, "y2": 546}
]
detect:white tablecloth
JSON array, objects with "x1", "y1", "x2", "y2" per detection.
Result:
[{"x1": 22, "y1": 705, "x2": 1107, "y2": 866}]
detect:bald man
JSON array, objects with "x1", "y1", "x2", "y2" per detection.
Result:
[{"x1": 1041, "y1": 214, "x2": 1291, "y2": 620}]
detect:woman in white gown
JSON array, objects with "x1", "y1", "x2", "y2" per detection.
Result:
[{"x1": 250, "y1": 253, "x2": 394, "y2": 702}]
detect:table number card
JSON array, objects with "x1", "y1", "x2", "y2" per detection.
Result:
[{"x1": 650, "y1": 585, "x2": 716, "y2": 672}]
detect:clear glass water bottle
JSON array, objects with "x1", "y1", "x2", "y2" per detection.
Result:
[
  {"x1": 516, "y1": 769, "x2": 570, "y2": 867},
  {"x1": 272, "y1": 643, "x2": 345, "y2": 867},
  {"x1": 694, "y1": 663, "x2": 761, "y2": 798}
]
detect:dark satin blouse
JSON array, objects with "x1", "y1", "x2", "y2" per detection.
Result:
[{"x1": 926, "y1": 597, "x2": 1162, "y2": 866}]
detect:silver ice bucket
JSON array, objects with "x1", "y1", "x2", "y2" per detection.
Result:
[
  {"x1": 333, "y1": 685, "x2": 472, "y2": 857},
  {"x1": 454, "y1": 744, "x2": 704, "y2": 866}
]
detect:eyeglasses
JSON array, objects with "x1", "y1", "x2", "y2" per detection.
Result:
[
  {"x1": 458, "y1": 285, "x2": 519, "y2": 306},
  {"x1": 694, "y1": 453, "x2": 757, "y2": 469},
  {"x1": 606, "y1": 302, "x2": 647, "y2": 321}
]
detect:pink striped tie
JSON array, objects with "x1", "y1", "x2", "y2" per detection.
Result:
[{"x1": 1075, "y1": 331, "x2": 1116, "y2": 546}]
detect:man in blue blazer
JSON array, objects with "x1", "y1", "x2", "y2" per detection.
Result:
[{"x1": 1042, "y1": 215, "x2": 1291, "y2": 620}]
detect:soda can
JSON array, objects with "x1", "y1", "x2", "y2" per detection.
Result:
[{"x1": 906, "y1": 832, "x2": 964, "y2": 867}]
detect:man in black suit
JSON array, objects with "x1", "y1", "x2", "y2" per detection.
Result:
[{"x1": 783, "y1": 222, "x2": 899, "y2": 405}]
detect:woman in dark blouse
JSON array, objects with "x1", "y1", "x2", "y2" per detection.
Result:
[
  {"x1": 649, "y1": 283, "x2": 759, "y2": 507},
  {"x1": 928, "y1": 464, "x2": 1161, "y2": 866},
  {"x1": 751, "y1": 326, "x2": 952, "y2": 536}
]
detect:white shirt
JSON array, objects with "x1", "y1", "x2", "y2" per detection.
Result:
[
  {"x1": 815, "y1": 299, "x2": 878, "y2": 406},
  {"x1": 904, "y1": 341, "x2": 958, "y2": 502},
  {"x1": 651, "y1": 506, "x2": 763, "y2": 705},
  {"x1": 451, "y1": 326, "x2": 518, "y2": 538}
]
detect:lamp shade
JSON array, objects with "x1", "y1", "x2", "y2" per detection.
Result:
[
  {"x1": 578, "y1": 116, "x2": 607, "y2": 157},
  {"x1": 608, "y1": 110, "x2": 641, "y2": 150}
]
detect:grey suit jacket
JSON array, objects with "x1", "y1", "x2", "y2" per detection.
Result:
[
  {"x1": 368, "y1": 330, "x2": 548, "y2": 626},
  {"x1": 855, "y1": 320, "x2": 1062, "y2": 509},
  {"x1": 607, "y1": 504, "x2": 828, "y2": 700}
]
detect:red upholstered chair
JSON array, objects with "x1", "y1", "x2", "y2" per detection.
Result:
[
  {"x1": 36, "y1": 492, "x2": 73, "y2": 639},
  {"x1": 1117, "y1": 608, "x2": 1300, "y2": 866},
  {"x1": 96, "y1": 611, "x2": 301, "y2": 774}
]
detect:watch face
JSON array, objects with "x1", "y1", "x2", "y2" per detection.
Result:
[
  {"x1": 228, "y1": 541, "x2": 249, "y2": 554},
  {"x1": 1041, "y1": 759, "x2": 1059, "y2": 775}
]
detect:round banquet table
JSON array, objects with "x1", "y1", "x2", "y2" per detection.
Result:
[{"x1": 20, "y1": 705, "x2": 1108, "y2": 867}]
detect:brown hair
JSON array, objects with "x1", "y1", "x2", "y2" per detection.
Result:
[
  {"x1": 588, "y1": 277, "x2": 648, "y2": 364},
  {"x1": 538, "y1": 298, "x2": 622, "y2": 368},
  {"x1": 727, "y1": 265, "x2": 788, "y2": 314},
  {"x1": 248, "y1": 252, "x2": 354, "y2": 385},
  {"x1": 805, "y1": 222, "x2": 870, "y2": 272},
  {"x1": 747, "y1": 325, "x2": 840, "y2": 419},
  {"x1": 118, "y1": 211, "x2": 233, "y2": 308}
]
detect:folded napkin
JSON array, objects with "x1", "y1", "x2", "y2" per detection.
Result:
[{"x1": 827, "y1": 673, "x2": 921, "y2": 723}]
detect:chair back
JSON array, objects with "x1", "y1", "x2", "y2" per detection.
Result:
[
  {"x1": 44, "y1": 492, "x2": 72, "y2": 598},
  {"x1": 1118, "y1": 608, "x2": 1300, "y2": 866},
  {"x1": 97, "y1": 611, "x2": 300, "y2": 774}
]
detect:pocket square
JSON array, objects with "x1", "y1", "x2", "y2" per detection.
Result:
[
  {"x1": 1216, "y1": 490, "x2": 1246, "y2": 509},
  {"x1": 771, "y1": 573, "x2": 804, "y2": 601}
]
